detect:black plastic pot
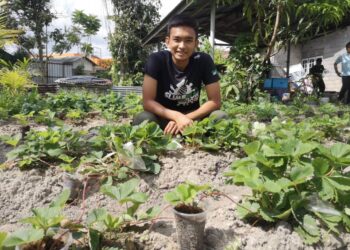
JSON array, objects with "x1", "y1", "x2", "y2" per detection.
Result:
[{"x1": 173, "y1": 207, "x2": 206, "y2": 250}]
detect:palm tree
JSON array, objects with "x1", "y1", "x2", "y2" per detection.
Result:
[{"x1": 0, "y1": 0, "x2": 22, "y2": 48}]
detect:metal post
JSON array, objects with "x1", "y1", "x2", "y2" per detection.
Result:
[
  {"x1": 286, "y1": 40, "x2": 291, "y2": 78},
  {"x1": 210, "y1": 0, "x2": 216, "y2": 60}
]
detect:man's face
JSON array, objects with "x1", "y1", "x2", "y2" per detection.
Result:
[
  {"x1": 346, "y1": 46, "x2": 350, "y2": 54},
  {"x1": 165, "y1": 26, "x2": 198, "y2": 65}
]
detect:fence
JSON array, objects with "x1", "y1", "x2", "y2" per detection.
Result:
[
  {"x1": 111, "y1": 86, "x2": 142, "y2": 97},
  {"x1": 30, "y1": 61, "x2": 73, "y2": 84}
]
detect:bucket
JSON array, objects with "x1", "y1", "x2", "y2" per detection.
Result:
[{"x1": 173, "y1": 207, "x2": 206, "y2": 250}]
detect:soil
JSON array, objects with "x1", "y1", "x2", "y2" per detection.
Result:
[
  {"x1": 175, "y1": 204, "x2": 204, "y2": 214},
  {"x1": 1, "y1": 118, "x2": 350, "y2": 250}
]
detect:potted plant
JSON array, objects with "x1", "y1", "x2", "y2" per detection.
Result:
[{"x1": 164, "y1": 182, "x2": 210, "y2": 250}]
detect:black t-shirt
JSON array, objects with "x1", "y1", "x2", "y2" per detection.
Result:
[
  {"x1": 310, "y1": 65, "x2": 325, "y2": 75},
  {"x1": 144, "y1": 50, "x2": 220, "y2": 112}
]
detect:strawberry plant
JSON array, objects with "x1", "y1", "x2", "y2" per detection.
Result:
[
  {"x1": 164, "y1": 182, "x2": 210, "y2": 213},
  {"x1": 226, "y1": 138, "x2": 350, "y2": 244},
  {"x1": 4, "y1": 126, "x2": 88, "y2": 170},
  {"x1": 307, "y1": 114, "x2": 350, "y2": 140},
  {"x1": 182, "y1": 117, "x2": 250, "y2": 151},
  {"x1": 86, "y1": 178, "x2": 160, "y2": 245},
  {"x1": 93, "y1": 91, "x2": 124, "y2": 120},
  {"x1": 88, "y1": 121, "x2": 180, "y2": 174},
  {"x1": 1, "y1": 190, "x2": 84, "y2": 249}
]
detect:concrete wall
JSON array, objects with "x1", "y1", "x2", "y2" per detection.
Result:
[{"x1": 271, "y1": 26, "x2": 350, "y2": 92}]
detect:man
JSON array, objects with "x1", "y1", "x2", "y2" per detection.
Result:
[
  {"x1": 334, "y1": 42, "x2": 350, "y2": 104},
  {"x1": 133, "y1": 15, "x2": 227, "y2": 135},
  {"x1": 309, "y1": 58, "x2": 325, "y2": 96}
]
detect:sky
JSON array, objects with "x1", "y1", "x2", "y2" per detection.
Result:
[{"x1": 50, "y1": 0, "x2": 181, "y2": 58}]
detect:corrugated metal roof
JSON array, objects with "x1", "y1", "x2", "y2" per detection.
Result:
[{"x1": 142, "y1": 0, "x2": 247, "y2": 46}]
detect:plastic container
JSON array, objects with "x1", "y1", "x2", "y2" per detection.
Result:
[
  {"x1": 173, "y1": 208, "x2": 206, "y2": 250},
  {"x1": 62, "y1": 173, "x2": 82, "y2": 200},
  {"x1": 320, "y1": 97, "x2": 330, "y2": 104}
]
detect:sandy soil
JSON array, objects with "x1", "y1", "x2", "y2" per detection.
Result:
[{"x1": 0, "y1": 119, "x2": 349, "y2": 250}]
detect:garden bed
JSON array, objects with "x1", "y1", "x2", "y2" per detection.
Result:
[{"x1": 1, "y1": 113, "x2": 350, "y2": 249}]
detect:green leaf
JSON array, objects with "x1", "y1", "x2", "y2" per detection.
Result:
[
  {"x1": 302, "y1": 214, "x2": 320, "y2": 237},
  {"x1": 293, "y1": 142, "x2": 317, "y2": 157},
  {"x1": 259, "y1": 208, "x2": 275, "y2": 222},
  {"x1": 295, "y1": 226, "x2": 320, "y2": 245},
  {"x1": 164, "y1": 191, "x2": 180, "y2": 205},
  {"x1": 330, "y1": 143, "x2": 350, "y2": 159},
  {"x1": 58, "y1": 154, "x2": 75, "y2": 163},
  {"x1": 313, "y1": 157, "x2": 330, "y2": 176},
  {"x1": 87, "y1": 208, "x2": 107, "y2": 226},
  {"x1": 315, "y1": 213, "x2": 341, "y2": 234},
  {"x1": 3, "y1": 228, "x2": 44, "y2": 247},
  {"x1": 319, "y1": 178, "x2": 337, "y2": 200},
  {"x1": 290, "y1": 164, "x2": 314, "y2": 184},
  {"x1": 137, "y1": 206, "x2": 161, "y2": 220},
  {"x1": 0, "y1": 134, "x2": 21, "y2": 147},
  {"x1": 47, "y1": 148, "x2": 63, "y2": 157},
  {"x1": 327, "y1": 176, "x2": 350, "y2": 191},
  {"x1": 263, "y1": 179, "x2": 282, "y2": 193},
  {"x1": 236, "y1": 201, "x2": 259, "y2": 219},
  {"x1": 0, "y1": 232, "x2": 8, "y2": 248},
  {"x1": 101, "y1": 178, "x2": 139, "y2": 201},
  {"x1": 243, "y1": 141, "x2": 261, "y2": 155},
  {"x1": 120, "y1": 192, "x2": 148, "y2": 204},
  {"x1": 345, "y1": 208, "x2": 350, "y2": 216},
  {"x1": 88, "y1": 229, "x2": 101, "y2": 250},
  {"x1": 50, "y1": 189, "x2": 71, "y2": 208}
]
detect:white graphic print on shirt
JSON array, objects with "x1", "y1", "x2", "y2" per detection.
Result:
[{"x1": 164, "y1": 78, "x2": 199, "y2": 106}]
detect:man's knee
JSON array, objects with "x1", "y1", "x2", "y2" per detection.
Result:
[
  {"x1": 209, "y1": 110, "x2": 228, "y2": 121},
  {"x1": 132, "y1": 111, "x2": 159, "y2": 126}
]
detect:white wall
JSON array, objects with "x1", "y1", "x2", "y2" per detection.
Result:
[{"x1": 73, "y1": 59, "x2": 95, "y2": 74}]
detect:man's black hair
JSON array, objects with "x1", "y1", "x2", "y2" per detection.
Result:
[
  {"x1": 346, "y1": 41, "x2": 350, "y2": 48},
  {"x1": 316, "y1": 58, "x2": 322, "y2": 63},
  {"x1": 167, "y1": 14, "x2": 199, "y2": 38}
]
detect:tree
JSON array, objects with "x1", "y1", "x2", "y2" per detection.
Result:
[
  {"x1": 0, "y1": 0, "x2": 22, "y2": 48},
  {"x1": 109, "y1": 0, "x2": 160, "y2": 84},
  {"x1": 218, "y1": 0, "x2": 350, "y2": 60},
  {"x1": 51, "y1": 10, "x2": 101, "y2": 56},
  {"x1": 6, "y1": 0, "x2": 55, "y2": 77}
]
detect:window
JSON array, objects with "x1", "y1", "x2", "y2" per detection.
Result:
[{"x1": 301, "y1": 56, "x2": 323, "y2": 74}]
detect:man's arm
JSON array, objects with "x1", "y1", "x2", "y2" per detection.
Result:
[
  {"x1": 143, "y1": 74, "x2": 193, "y2": 134},
  {"x1": 334, "y1": 62, "x2": 341, "y2": 77},
  {"x1": 186, "y1": 82, "x2": 221, "y2": 120}
]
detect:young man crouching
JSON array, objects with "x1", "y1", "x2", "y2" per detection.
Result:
[{"x1": 133, "y1": 14, "x2": 227, "y2": 135}]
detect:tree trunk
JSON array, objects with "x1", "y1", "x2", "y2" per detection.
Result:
[
  {"x1": 263, "y1": 4, "x2": 282, "y2": 62},
  {"x1": 36, "y1": 33, "x2": 45, "y2": 84}
]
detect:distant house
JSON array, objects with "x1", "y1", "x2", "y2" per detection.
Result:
[
  {"x1": 48, "y1": 55, "x2": 98, "y2": 75},
  {"x1": 30, "y1": 54, "x2": 98, "y2": 83}
]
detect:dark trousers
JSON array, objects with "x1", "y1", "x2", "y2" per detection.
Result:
[
  {"x1": 338, "y1": 76, "x2": 350, "y2": 104},
  {"x1": 311, "y1": 76, "x2": 325, "y2": 96},
  {"x1": 132, "y1": 110, "x2": 228, "y2": 130}
]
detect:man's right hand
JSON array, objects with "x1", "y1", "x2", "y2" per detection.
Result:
[
  {"x1": 174, "y1": 113, "x2": 193, "y2": 133},
  {"x1": 164, "y1": 113, "x2": 193, "y2": 135}
]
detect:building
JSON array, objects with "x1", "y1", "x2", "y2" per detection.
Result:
[
  {"x1": 271, "y1": 26, "x2": 350, "y2": 92},
  {"x1": 30, "y1": 54, "x2": 110, "y2": 84}
]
